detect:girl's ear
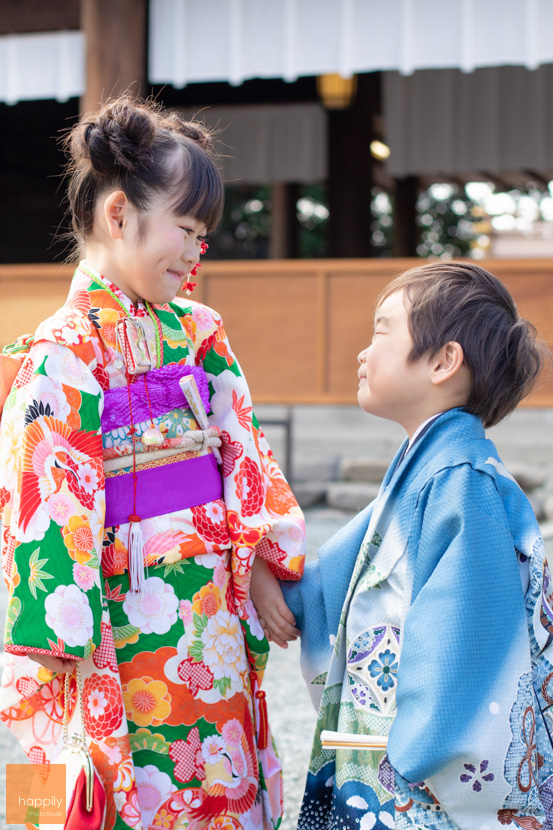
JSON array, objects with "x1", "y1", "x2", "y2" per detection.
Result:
[
  {"x1": 430, "y1": 341, "x2": 465, "y2": 386},
  {"x1": 103, "y1": 190, "x2": 129, "y2": 240}
]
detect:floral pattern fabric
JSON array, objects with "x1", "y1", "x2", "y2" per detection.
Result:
[{"x1": 0, "y1": 263, "x2": 305, "y2": 830}]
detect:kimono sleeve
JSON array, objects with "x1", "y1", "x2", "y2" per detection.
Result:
[
  {"x1": 1, "y1": 340, "x2": 105, "y2": 661},
  {"x1": 388, "y1": 464, "x2": 537, "y2": 828},
  {"x1": 194, "y1": 307, "x2": 305, "y2": 599}
]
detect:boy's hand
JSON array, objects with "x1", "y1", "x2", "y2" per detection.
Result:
[
  {"x1": 28, "y1": 652, "x2": 77, "y2": 675},
  {"x1": 250, "y1": 556, "x2": 300, "y2": 649}
]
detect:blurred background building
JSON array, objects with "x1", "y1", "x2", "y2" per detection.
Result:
[{"x1": 1, "y1": 0, "x2": 553, "y2": 405}]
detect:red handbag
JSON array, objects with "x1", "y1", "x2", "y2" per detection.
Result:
[{"x1": 42, "y1": 664, "x2": 106, "y2": 830}]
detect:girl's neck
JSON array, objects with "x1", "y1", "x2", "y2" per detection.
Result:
[{"x1": 84, "y1": 245, "x2": 140, "y2": 304}]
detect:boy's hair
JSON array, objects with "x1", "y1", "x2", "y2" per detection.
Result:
[
  {"x1": 62, "y1": 95, "x2": 224, "y2": 245},
  {"x1": 378, "y1": 261, "x2": 549, "y2": 428}
]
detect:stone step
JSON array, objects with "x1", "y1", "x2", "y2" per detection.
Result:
[
  {"x1": 326, "y1": 482, "x2": 381, "y2": 511},
  {"x1": 340, "y1": 458, "x2": 389, "y2": 484}
]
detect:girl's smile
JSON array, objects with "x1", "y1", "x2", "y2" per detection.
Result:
[{"x1": 86, "y1": 191, "x2": 208, "y2": 306}]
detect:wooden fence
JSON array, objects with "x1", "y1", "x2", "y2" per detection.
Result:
[{"x1": 1, "y1": 258, "x2": 552, "y2": 405}]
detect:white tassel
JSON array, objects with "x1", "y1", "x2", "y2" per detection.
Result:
[{"x1": 128, "y1": 518, "x2": 145, "y2": 594}]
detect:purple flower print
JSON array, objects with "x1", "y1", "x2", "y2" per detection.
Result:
[{"x1": 459, "y1": 759, "x2": 495, "y2": 792}]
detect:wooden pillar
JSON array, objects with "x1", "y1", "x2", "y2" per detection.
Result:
[
  {"x1": 80, "y1": 0, "x2": 148, "y2": 113},
  {"x1": 327, "y1": 73, "x2": 379, "y2": 258},
  {"x1": 270, "y1": 182, "x2": 300, "y2": 259},
  {"x1": 393, "y1": 176, "x2": 419, "y2": 257}
]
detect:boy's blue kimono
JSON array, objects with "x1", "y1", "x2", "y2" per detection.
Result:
[{"x1": 284, "y1": 408, "x2": 553, "y2": 829}]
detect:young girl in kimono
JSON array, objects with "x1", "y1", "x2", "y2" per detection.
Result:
[
  {"x1": 284, "y1": 261, "x2": 553, "y2": 829},
  {"x1": 0, "y1": 96, "x2": 304, "y2": 830}
]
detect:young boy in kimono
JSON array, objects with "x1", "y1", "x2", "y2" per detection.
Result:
[{"x1": 280, "y1": 262, "x2": 553, "y2": 829}]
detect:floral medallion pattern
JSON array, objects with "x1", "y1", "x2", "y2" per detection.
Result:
[{"x1": 347, "y1": 624, "x2": 400, "y2": 716}]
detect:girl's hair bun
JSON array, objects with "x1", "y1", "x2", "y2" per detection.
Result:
[
  {"x1": 159, "y1": 110, "x2": 214, "y2": 154},
  {"x1": 77, "y1": 98, "x2": 156, "y2": 175},
  {"x1": 63, "y1": 94, "x2": 224, "y2": 244}
]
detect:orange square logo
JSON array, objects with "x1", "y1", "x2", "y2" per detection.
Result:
[{"x1": 5, "y1": 764, "x2": 66, "y2": 825}]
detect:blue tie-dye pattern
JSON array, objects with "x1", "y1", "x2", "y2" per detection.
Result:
[{"x1": 285, "y1": 409, "x2": 553, "y2": 829}]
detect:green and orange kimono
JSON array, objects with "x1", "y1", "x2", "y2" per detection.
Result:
[{"x1": 0, "y1": 262, "x2": 305, "y2": 830}]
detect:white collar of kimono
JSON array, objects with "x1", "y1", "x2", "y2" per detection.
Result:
[
  {"x1": 407, "y1": 412, "x2": 445, "y2": 452},
  {"x1": 79, "y1": 260, "x2": 147, "y2": 316}
]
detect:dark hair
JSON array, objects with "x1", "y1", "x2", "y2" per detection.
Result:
[
  {"x1": 63, "y1": 96, "x2": 224, "y2": 243},
  {"x1": 378, "y1": 261, "x2": 550, "y2": 428}
]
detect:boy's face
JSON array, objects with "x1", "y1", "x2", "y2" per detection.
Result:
[{"x1": 357, "y1": 289, "x2": 432, "y2": 431}]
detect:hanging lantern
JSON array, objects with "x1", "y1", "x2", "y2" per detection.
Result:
[{"x1": 317, "y1": 73, "x2": 357, "y2": 109}]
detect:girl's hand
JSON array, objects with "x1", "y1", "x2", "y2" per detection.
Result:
[
  {"x1": 250, "y1": 556, "x2": 300, "y2": 649},
  {"x1": 28, "y1": 652, "x2": 77, "y2": 675}
]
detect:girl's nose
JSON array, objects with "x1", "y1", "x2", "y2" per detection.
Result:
[{"x1": 358, "y1": 349, "x2": 367, "y2": 364}]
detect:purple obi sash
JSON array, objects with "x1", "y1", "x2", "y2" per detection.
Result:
[
  {"x1": 101, "y1": 364, "x2": 210, "y2": 432},
  {"x1": 104, "y1": 453, "x2": 222, "y2": 527}
]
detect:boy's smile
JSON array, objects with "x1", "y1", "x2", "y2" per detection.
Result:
[{"x1": 357, "y1": 289, "x2": 434, "y2": 437}]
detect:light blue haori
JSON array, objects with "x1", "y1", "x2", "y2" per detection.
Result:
[{"x1": 283, "y1": 408, "x2": 553, "y2": 829}]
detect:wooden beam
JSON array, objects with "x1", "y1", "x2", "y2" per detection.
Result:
[
  {"x1": 0, "y1": 0, "x2": 80, "y2": 35},
  {"x1": 270, "y1": 183, "x2": 300, "y2": 258},
  {"x1": 80, "y1": 0, "x2": 147, "y2": 114},
  {"x1": 393, "y1": 176, "x2": 419, "y2": 257},
  {"x1": 327, "y1": 73, "x2": 380, "y2": 258}
]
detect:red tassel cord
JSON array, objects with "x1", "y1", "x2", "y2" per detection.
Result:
[{"x1": 250, "y1": 670, "x2": 269, "y2": 750}]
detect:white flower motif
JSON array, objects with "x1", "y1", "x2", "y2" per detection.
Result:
[
  {"x1": 76, "y1": 462, "x2": 99, "y2": 495},
  {"x1": 113, "y1": 791, "x2": 127, "y2": 811},
  {"x1": 33, "y1": 375, "x2": 71, "y2": 420},
  {"x1": 347, "y1": 796, "x2": 368, "y2": 810},
  {"x1": 242, "y1": 599, "x2": 265, "y2": 640},
  {"x1": 204, "y1": 502, "x2": 225, "y2": 523},
  {"x1": 87, "y1": 687, "x2": 108, "y2": 718},
  {"x1": 272, "y1": 519, "x2": 306, "y2": 558},
  {"x1": 123, "y1": 576, "x2": 178, "y2": 635},
  {"x1": 193, "y1": 552, "x2": 220, "y2": 568},
  {"x1": 135, "y1": 764, "x2": 176, "y2": 830},
  {"x1": 201, "y1": 610, "x2": 247, "y2": 682},
  {"x1": 44, "y1": 584, "x2": 94, "y2": 647},
  {"x1": 202, "y1": 735, "x2": 225, "y2": 765},
  {"x1": 360, "y1": 813, "x2": 376, "y2": 830},
  {"x1": 43, "y1": 348, "x2": 100, "y2": 395}
]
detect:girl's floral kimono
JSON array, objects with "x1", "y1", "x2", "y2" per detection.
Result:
[{"x1": 0, "y1": 263, "x2": 305, "y2": 830}]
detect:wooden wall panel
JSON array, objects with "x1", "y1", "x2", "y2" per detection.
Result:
[
  {"x1": 1, "y1": 258, "x2": 552, "y2": 406},
  {"x1": 327, "y1": 270, "x2": 392, "y2": 399},
  {"x1": 203, "y1": 271, "x2": 320, "y2": 400}
]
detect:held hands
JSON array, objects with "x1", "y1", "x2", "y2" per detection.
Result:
[
  {"x1": 250, "y1": 556, "x2": 300, "y2": 649},
  {"x1": 29, "y1": 652, "x2": 77, "y2": 675}
]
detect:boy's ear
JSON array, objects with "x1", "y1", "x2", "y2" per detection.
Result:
[
  {"x1": 103, "y1": 190, "x2": 129, "y2": 240},
  {"x1": 430, "y1": 341, "x2": 465, "y2": 386}
]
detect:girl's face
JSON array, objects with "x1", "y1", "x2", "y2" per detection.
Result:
[{"x1": 90, "y1": 191, "x2": 208, "y2": 305}]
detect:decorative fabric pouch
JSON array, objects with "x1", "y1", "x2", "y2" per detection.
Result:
[{"x1": 115, "y1": 316, "x2": 158, "y2": 374}]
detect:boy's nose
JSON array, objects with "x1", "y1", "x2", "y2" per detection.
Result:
[{"x1": 358, "y1": 349, "x2": 367, "y2": 364}]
